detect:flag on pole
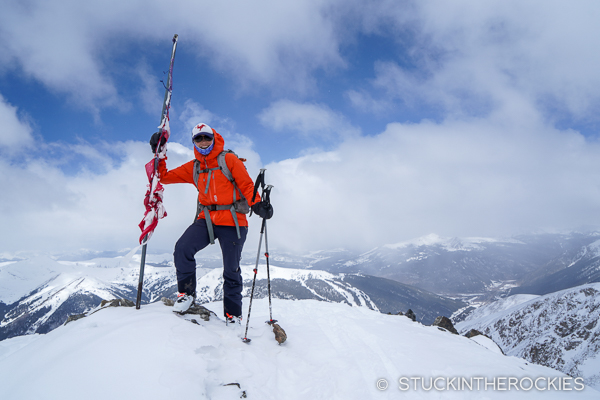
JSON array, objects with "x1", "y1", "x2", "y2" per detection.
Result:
[{"x1": 138, "y1": 36, "x2": 177, "y2": 244}]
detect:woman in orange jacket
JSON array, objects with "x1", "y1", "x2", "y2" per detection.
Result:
[{"x1": 151, "y1": 123, "x2": 267, "y2": 322}]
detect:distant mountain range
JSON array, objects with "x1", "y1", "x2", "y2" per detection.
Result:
[
  {"x1": 0, "y1": 254, "x2": 463, "y2": 341},
  {"x1": 269, "y1": 232, "x2": 600, "y2": 298},
  {"x1": 510, "y1": 238, "x2": 600, "y2": 296}
]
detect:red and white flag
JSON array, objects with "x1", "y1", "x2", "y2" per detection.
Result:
[
  {"x1": 138, "y1": 35, "x2": 177, "y2": 245},
  {"x1": 138, "y1": 118, "x2": 170, "y2": 244}
]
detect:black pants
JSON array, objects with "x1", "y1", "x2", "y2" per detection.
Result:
[{"x1": 173, "y1": 218, "x2": 248, "y2": 317}]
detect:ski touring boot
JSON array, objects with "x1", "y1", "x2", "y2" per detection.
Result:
[{"x1": 173, "y1": 293, "x2": 195, "y2": 314}]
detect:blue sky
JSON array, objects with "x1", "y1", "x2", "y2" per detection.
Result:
[{"x1": 2, "y1": 1, "x2": 600, "y2": 256}]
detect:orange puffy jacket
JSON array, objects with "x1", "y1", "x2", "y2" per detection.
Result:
[{"x1": 158, "y1": 132, "x2": 259, "y2": 227}]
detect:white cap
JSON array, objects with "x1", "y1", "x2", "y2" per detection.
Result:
[{"x1": 191, "y1": 123, "x2": 214, "y2": 140}]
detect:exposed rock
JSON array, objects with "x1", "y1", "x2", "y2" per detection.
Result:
[
  {"x1": 184, "y1": 304, "x2": 216, "y2": 322},
  {"x1": 161, "y1": 297, "x2": 175, "y2": 307},
  {"x1": 464, "y1": 329, "x2": 484, "y2": 338},
  {"x1": 433, "y1": 316, "x2": 458, "y2": 334},
  {"x1": 100, "y1": 299, "x2": 135, "y2": 308},
  {"x1": 405, "y1": 309, "x2": 416, "y2": 322},
  {"x1": 161, "y1": 297, "x2": 216, "y2": 322},
  {"x1": 64, "y1": 313, "x2": 86, "y2": 325},
  {"x1": 64, "y1": 298, "x2": 135, "y2": 325}
]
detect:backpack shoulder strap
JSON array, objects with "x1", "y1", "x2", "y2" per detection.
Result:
[
  {"x1": 218, "y1": 150, "x2": 235, "y2": 183},
  {"x1": 193, "y1": 159, "x2": 201, "y2": 189},
  {"x1": 218, "y1": 150, "x2": 247, "y2": 201}
]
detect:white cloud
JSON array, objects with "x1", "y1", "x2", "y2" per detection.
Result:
[
  {"x1": 0, "y1": 1, "x2": 121, "y2": 117},
  {"x1": 0, "y1": 125, "x2": 268, "y2": 255},
  {"x1": 263, "y1": 114, "x2": 600, "y2": 253},
  {"x1": 136, "y1": 62, "x2": 164, "y2": 116},
  {"x1": 3, "y1": 1, "x2": 600, "y2": 124},
  {"x1": 259, "y1": 100, "x2": 360, "y2": 141},
  {"x1": 349, "y1": 1, "x2": 600, "y2": 124},
  {"x1": 179, "y1": 100, "x2": 219, "y2": 137},
  {"x1": 0, "y1": 0, "x2": 350, "y2": 114},
  {"x1": 0, "y1": 141, "x2": 193, "y2": 254},
  {"x1": 188, "y1": 0, "x2": 346, "y2": 93},
  {"x1": 2, "y1": 1, "x2": 600, "y2": 256},
  {"x1": 2, "y1": 113, "x2": 600, "y2": 255},
  {"x1": 0, "y1": 94, "x2": 34, "y2": 153}
]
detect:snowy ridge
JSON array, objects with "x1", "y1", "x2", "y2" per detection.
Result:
[
  {"x1": 0, "y1": 299, "x2": 597, "y2": 399},
  {"x1": 0, "y1": 254, "x2": 176, "y2": 303},
  {"x1": 586, "y1": 239, "x2": 600, "y2": 256},
  {"x1": 0, "y1": 255, "x2": 176, "y2": 339},
  {"x1": 321, "y1": 231, "x2": 600, "y2": 296},
  {"x1": 0, "y1": 256, "x2": 71, "y2": 304},
  {"x1": 463, "y1": 294, "x2": 540, "y2": 322},
  {"x1": 456, "y1": 283, "x2": 600, "y2": 389},
  {"x1": 1, "y1": 254, "x2": 463, "y2": 340},
  {"x1": 571, "y1": 239, "x2": 600, "y2": 267},
  {"x1": 512, "y1": 235, "x2": 600, "y2": 296},
  {"x1": 0, "y1": 275, "x2": 113, "y2": 330},
  {"x1": 0, "y1": 254, "x2": 171, "y2": 305},
  {"x1": 196, "y1": 265, "x2": 379, "y2": 310},
  {"x1": 382, "y1": 233, "x2": 514, "y2": 251}
]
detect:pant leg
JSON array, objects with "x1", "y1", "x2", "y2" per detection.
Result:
[
  {"x1": 214, "y1": 224, "x2": 248, "y2": 317},
  {"x1": 173, "y1": 219, "x2": 211, "y2": 296}
]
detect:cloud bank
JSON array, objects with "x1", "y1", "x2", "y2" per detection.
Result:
[
  {"x1": 5, "y1": 106, "x2": 599, "y2": 255},
  {"x1": 2, "y1": 1, "x2": 600, "y2": 255},
  {"x1": 265, "y1": 112, "x2": 600, "y2": 252}
]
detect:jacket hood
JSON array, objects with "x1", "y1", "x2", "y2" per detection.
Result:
[{"x1": 194, "y1": 131, "x2": 225, "y2": 161}]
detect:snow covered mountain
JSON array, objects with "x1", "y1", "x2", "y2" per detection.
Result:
[
  {"x1": 1, "y1": 298, "x2": 597, "y2": 399},
  {"x1": 456, "y1": 283, "x2": 600, "y2": 390},
  {"x1": 0, "y1": 254, "x2": 175, "y2": 340},
  {"x1": 0, "y1": 253, "x2": 463, "y2": 341},
  {"x1": 283, "y1": 232, "x2": 600, "y2": 297},
  {"x1": 512, "y1": 239, "x2": 600, "y2": 296}
]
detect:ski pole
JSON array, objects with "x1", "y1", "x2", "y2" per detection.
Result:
[
  {"x1": 136, "y1": 34, "x2": 178, "y2": 310},
  {"x1": 136, "y1": 236, "x2": 149, "y2": 309},
  {"x1": 261, "y1": 186, "x2": 276, "y2": 324},
  {"x1": 264, "y1": 221, "x2": 276, "y2": 324},
  {"x1": 243, "y1": 216, "x2": 266, "y2": 343}
]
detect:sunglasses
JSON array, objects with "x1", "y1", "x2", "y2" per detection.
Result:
[{"x1": 193, "y1": 135, "x2": 213, "y2": 143}]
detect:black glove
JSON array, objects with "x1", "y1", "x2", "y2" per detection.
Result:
[
  {"x1": 150, "y1": 132, "x2": 167, "y2": 153},
  {"x1": 252, "y1": 201, "x2": 273, "y2": 219}
]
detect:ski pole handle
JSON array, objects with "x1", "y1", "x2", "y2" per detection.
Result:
[
  {"x1": 252, "y1": 169, "x2": 266, "y2": 203},
  {"x1": 263, "y1": 185, "x2": 273, "y2": 204}
]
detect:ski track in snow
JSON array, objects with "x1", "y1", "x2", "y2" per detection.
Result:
[{"x1": 0, "y1": 299, "x2": 598, "y2": 399}]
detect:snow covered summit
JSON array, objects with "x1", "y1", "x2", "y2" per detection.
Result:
[{"x1": 0, "y1": 298, "x2": 596, "y2": 399}]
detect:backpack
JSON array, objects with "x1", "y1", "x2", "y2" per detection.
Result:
[{"x1": 192, "y1": 150, "x2": 249, "y2": 244}]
